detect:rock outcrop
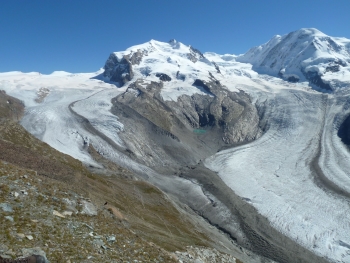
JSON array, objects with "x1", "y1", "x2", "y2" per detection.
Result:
[
  {"x1": 103, "y1": 49, "x2": 147, "y2": 85},
  {"x1": 111, "y1": 75, "x2": 261, "y2": 170}
]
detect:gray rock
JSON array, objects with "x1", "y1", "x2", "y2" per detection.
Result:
[
  {"x1": 80, "y1": 200, "x2": 97, "y2": 216},
  {"x1": 0, "y1": 244, "x2": 8, "y2": 253},
  {"x1": 83, "y1": 223, "x2": 94, "y2": 230},
  {"x1": 106, "y1": 235, "x2": 116, "y2": 243},
  {"x1": 20, "y1": 189, "x2": 28, "y2": 195},
  {"x1": 156, "y1": 73, "x2": 172, "y2": 82},
  {"x1": 101, "y1": 245, "x2": 107, "y2": 250},
  {"x1": 62, "y1": 211, "x2": 73, "y2": 216},
  {"x1": 16, "y1": 233, "x2": 25, "y2": 239},
  {"x1": 187, "y1": 46, "x2": 206, "y2": 63},
  {"x1": 63, "y1": 198, "x2": 78, "y2": 213},
  {"x1": 103, "y1": 54, "x2": 134, "y2": 85},
  {"x1": 11, "y1": 191, "x2": 19, "y2": 198},
  {"x1": 51, "y1": 197, "x2": 60, "y2": 202},
  {"x1": 92, "y1": 239, "x2": 104, "y2": 247},
  {"x1": 22, "y1": 247, "x2": 49, "y2": 263},
  {"x1": 4, "y1": 216, "x2": 14, "y2": 222},
  {"x1": 63, "y1": 198, "x2": 76, "y2": 207},
  {"x1": 0, "y1": 202, "x2": 13, "y2": 212}
]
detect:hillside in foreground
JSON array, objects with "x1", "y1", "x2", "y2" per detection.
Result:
[{"x1": 0, "y1": 90, "x2": 242, "y2": 262}]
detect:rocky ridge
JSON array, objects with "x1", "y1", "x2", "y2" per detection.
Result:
[{"x1": 103, "y1": 40, "x2": 261, "y2": 171}]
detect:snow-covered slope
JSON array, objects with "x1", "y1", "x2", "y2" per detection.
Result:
[
  {"x1": 0, "y1": 70, "x2": 122, "y2": 164},
  {"x1": 236, "y1": 28, "x2": 350, "y2": 90}
]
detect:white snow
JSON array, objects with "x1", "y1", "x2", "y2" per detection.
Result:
[
  {"x1": 106, "y1": 39, "x2": 220, "y2": 101},
  {"x1": 235, "y1": 28, "x2": 350, "y2": 87},
  {"x1": 0, "y1": 70, "x2": 119, "y2": 166}
]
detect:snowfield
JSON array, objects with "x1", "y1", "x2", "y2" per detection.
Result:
[{"x1": 2, "y1": 29, "x2": 350, "y2": 262}]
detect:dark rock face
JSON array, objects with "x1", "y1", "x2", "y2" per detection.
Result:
[
  {"x1": 338, "y1": 114, "x2": 350, "y2": 146},
  {"x1": 127, "y1": 50, "x2": 146, "y2": 65},
  {"x1": 0, "y1": 90, "x2": 24, "y2": 121},
  {"x1": 287, "y1": 76, "x2": 299, "y2": 83},
  {"x1": 304, "y1": 70, "x2": 332, "y2": 91},
  {"x1": 192, "y1": 79, "x2": 215, "y2": 95},
  {"x1": 304, "y1": 60, "x2": 347, "y2": 90},
  {"x1": 326, "y1": 64, "x2": 340, "y2": 73},
  {"x1": 103, "y1": 49, "x2": 147, "y2": 85},
  {"x1": 325, "y1": 60, "x2": 347, "y2": 73},
  {"x1": 187, "y1": 46, "x2": 206, "y2": 63},
  {"x1": 176, "y1": 71, "x2": 186, "y2": 81},
  {"x1": 179, "y1": 77, "x2": 260, "y2": 144},
  {"x1": 212, "y1": 61, "x2": 221, "y2": 73},
  {"x1": 155, "y1": 73, "x2": 171, "y2": 82},
  {"x1": 278, "y1": 70, "x2": 300, "y2": 83},
  {"x1": 103, "y1": 53, "x2": 134, "y2": 85}
]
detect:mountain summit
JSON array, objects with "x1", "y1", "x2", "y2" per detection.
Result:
[
  {"x1": 236, "y1": 28, "x2": 350, "y2": 90},
  {"x1": 102, "y1": 39, "x2": 215, "y2": 89}
]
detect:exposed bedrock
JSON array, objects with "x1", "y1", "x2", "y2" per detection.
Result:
[
  {"x1": 0, "y1": 90, "x2": 24, "y2": 121},
  {"x1": 155, "y1": 73, "x2": 172, "y2": 81},
  {"x1": 303, "y1": 70, "x2": 332, "y2": 91},
  {"x1": 292, "y1": 59, "x2": 347, "y2": 90},
  {"x1": 110, "y1": 77, "x2": 261, "y2": 171},
  {"x1": 301, "y1": 60, "x2": 346, "y2": 90},
  {"x1": 103, "y1": 49, "x2": 146, "y2": 85},
  {"x1": 338, "y1": 113, "x2": 350, "y2": 146}
]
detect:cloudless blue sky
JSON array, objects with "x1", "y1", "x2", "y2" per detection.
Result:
[{"x1": 1, "y1": 0, "x2": 349, "y2": 74}]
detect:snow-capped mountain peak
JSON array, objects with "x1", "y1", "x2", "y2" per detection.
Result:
[
  {"x1": 102, "y1": 39, "x2": 221, "y2": 100},
  {"x1": 236, "y1": 28, "x2": 350, "y2": 90}
]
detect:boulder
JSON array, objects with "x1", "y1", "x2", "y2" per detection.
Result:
[{"x1": 80, "y1": 200, "x2": 97, "y2": 216}]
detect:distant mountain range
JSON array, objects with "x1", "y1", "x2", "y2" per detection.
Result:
[{"x1": 102, "y1": 28, "x2": 350, "y2": 91}]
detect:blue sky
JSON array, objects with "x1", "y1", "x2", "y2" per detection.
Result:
[{"x1": 1, "y1": 0, "x2": 349, "y2": 74}]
